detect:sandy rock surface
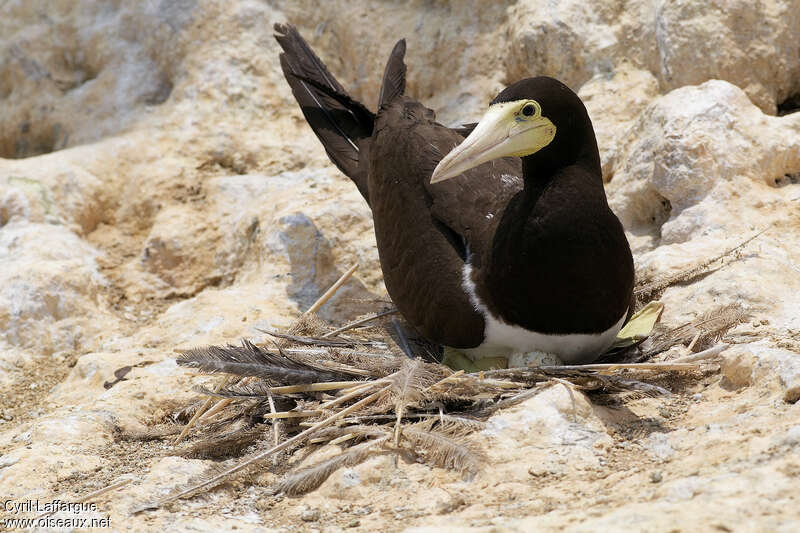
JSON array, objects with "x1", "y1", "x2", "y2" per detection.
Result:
[{"x1": 1, "y1": 0, "x2": 799, "y2": 531}]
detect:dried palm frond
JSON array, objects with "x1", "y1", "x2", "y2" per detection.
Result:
[
  {"x1": 131, "y1": 385, "x2": 391, "y2": 513},
  {"x1": 308, "y1": 424, "x2": 391, "y2": 444},
  {"x1": 176, "y1": 426, "x2": 267, "y2": 459},
  {"x1": 390, "y1": 359, "x2": 440, "y2": 409},
  {"x1": 257, "y1": 328, "x2": 386, "y2": 348},
  {"x1": 177, "y1": 340, "x2": 350, "y2": 383},
  {"x1": 194, "y1": 379, "x2": 369, "y2": 399},
  {"x1": 634, "y1": 228, "x2": 767, "y2": 305},
  {"x1": 401, "y1": 423, "x2": 485, "y2": 475},
  {"x1": 280, "y1": 349, "x2": 388, "y2": 377},
  {"x1": 642, "y1": 303, "x2": 747, "y2": 357},
  {"x1": 389, "y1": 358, "x2": 443, "y2": 444},
  {"x1": 272, "y1": 435, "x2": 390, "y2": 495},
  {"x1": 322, "y1": 308, "x2": 399, "y2": 338},
  {"x1": 129, "y1": 252, "x2": 734, "y2": 513},
  {"x1": 433, "y1": 414, "x2": 487, "y2": 432}
]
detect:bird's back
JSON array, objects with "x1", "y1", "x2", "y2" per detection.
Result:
[{"x1": 366, "y1": 97, "x2": 529, "y2": 348}]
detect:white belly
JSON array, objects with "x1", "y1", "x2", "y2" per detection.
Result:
[{"x1": 460, "y1": 264, "x2": 627, "y2": 364}]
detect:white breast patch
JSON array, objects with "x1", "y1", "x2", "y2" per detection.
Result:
[{"x1": 460, "y1": 264, "x2": 627, "y2": 364}]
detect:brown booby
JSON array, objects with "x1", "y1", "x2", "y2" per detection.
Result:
[{"x1": 274, "y1": 24, "x2": 634, "y2": 366}]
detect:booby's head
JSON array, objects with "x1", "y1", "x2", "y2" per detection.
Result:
[{"x1": 430, "y1": 77, "x2": 598, "y2": 183}]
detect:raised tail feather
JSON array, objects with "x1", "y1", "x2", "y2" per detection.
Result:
[
  {"x1": 378, "y1": 39, "x2": 406, "y2": 108},
  {"x1": 274, "y1": 23, "x2": 374, "y2": 201},
  {"x1": 274, "y1": 23, "x2": 408, "y2": 203}
]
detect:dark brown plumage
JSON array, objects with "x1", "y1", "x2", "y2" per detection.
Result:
[{"x1": 274, "y1": 24, "x2": 634, "y2": 364}]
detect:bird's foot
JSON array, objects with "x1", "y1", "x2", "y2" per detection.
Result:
[{"x1": 508, "y1": 351, "x2": 564, "y2": 368}]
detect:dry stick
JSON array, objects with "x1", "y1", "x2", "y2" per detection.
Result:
[
  {"x1": 331, "y1": 371, "x2": 399, "y2": 398},
  {"x1": 303, "y1": 361, "x2": 375, "y2": 378},
  {"x1": 261, "y1": 410, "x2": 321, "y2": 419},
  {"x1": 319, "y1": 380, "x2": 386, "y2": 410},
  {"x1": 670, "y1": 343, "x2": 729, "y2": 364},
  {"x1": 425, "y1": 370, "x2": 464, "y2": 391},
  {"x1": 685, "y1": 332, "x2": 702, "y2": 354},
  {"x1": 335, "y1": 381, "x2": 382, "y2": 398},
  {"x1": 132, "y1": 384, "x2": 391, "y2": 514},
  {"x1": 197, "y1": 397, "x2": 233, "y2": 423},
  {"x1": 305, "y1": 263, "x2": 358, "y2": 315},
  {"x1": 300, "y1": 412, "x2": 455, "y2": 426},
  {"x1": 174, "y1": 376, "x2": 231, "y2": 445},
  {"x1": 266, "y1": 391, "x2": 280, "y2": 458},
  {"x1": 329, "y1": 433, "x2": 356, "y2": 445},
  {"x1": 393, "y1": 406, "x2": 404, "y2": 447},
  {"x1": 36, "y1": 477, "x2": 133, "y2": 520},
  {"x1": 541, "y1": 362, "x2": 702, "y2": 373},
  {"x1": 178, "y1": 261, "x2": 356, "y2": 439},
  {"x1": 197, "y1": 377, "x2": 256, "y2": 423},
  {"x1": 321, "y1": 308, "x2": 399, "y2": 338},
  {"x1": 342, "y1": 413, "x2": 484, "y2": 423},
  {"x1": 475, "y1": 377, "x2": 525, "y2": 389},
  {"x1": 266, "y1": 381, "x2": 367, "y2": 394}
]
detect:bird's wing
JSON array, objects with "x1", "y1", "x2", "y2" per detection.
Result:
[
  {"x1": 369, "y1": 99, "x2": 493, "y2": 347},
  {"x1": 418, "y1": 122, "x2": 523, "y2": 268},
  {"x1": 373, "y1": 97, "x2": 522, "y2": 267},
  {"x1": 452, "y1": 122, "x2": 478, "y2": 137}
]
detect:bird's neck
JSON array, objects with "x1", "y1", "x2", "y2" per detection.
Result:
[
  {"x1": 487, "y1": 152, "x2": 601, "y2": 269},
  {"x1": 519, "y1": 156, "x2": 554, "y2": 206},
  {"x1": 518, "y1": 132, "x2": 601, "y2": 201}
]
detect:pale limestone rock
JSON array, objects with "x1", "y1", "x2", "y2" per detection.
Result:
[
  {"x1": 480, "y1": 385, "x2": 607, "y2": 450},
  {"x1": 654, "y1": 0, "x2": 800, "y2": 113},
  {"x1": 578, "y1": 66, "x2": 661, "y2": 177},
  {"x1": 608, "y1": 80, "x2": 800, "y2": 244},
  {"x1": 29, "y1": 410, "x2": 117, "y2": 449},
  {"x1": 607, "y1": 80, "x2": 800, "y2": 346},
  {"x1": 0, "y1": 221, "x2": 117, "y2": 355},
  {"x1": 0, "y1": 0, "x2": 799, "y2": 531},
  {"x1": 0, "y1": 446, "x2": 105, "y2": 499},
  {"x1": 0, "y1": 0, "x2": 193, "y2": 158},
  {"x1": 0, "y1": 152, "x2": 109, "y2": 234},
  {"x1": 721, "y1": 344, "x2": 800, "y2": 403},
  {"x1": 283, "y1": 1, "x2": 511, "y2": 124},
  {"x1": 505, "y1": 0, "x2": 659, "y2": 91},
  {"x1": 643, "y1": 432, "x2": 676, "y2": 463},
  {"x1": 507, "y1": 0, "x2": 800, "y2": 114},
  {"x1": 47, "y1": 350, "x2": 197, "y2": 426}
]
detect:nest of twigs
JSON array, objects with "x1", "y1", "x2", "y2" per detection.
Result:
[
  {"x1": 124, "y1": 230, "x2": 764, "y2": 514},
  {"x1": 128, "y1": 304, "x2": 741, "y2": 513}
]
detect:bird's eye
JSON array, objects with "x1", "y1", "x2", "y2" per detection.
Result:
[{"x1": 521, "y1": 103, "x2": 536, "y2": 117}]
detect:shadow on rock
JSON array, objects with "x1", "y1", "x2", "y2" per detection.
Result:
[{"x1": 275, "y1": 212, "x2": 379, "y2": 324}]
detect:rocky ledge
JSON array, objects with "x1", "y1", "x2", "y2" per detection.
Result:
[{"x1": 1, "y1": 1, "x2": 798, "y2": 531}]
